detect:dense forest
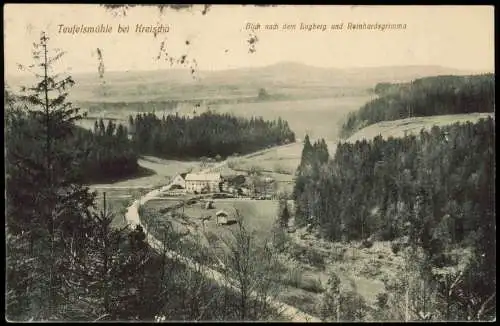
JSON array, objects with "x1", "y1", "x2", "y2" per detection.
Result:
[
  {"x1": 128, "y1": 111, "x2": 295, "y2": 159},
  {"x1": 83, "y1": 119, "x2": 139, "y2": 183},
  {"x1": 293, "y1": 118, "x2": 495, "y2": 320},
  {"x1": 341, "y1": 74, "x2": 495, "y2": 137},
  {"x1": 6, "y1": 103, "x2": 139, "y2": 184}
]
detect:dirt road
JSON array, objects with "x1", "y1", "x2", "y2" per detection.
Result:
[{"x1": 124, "y1": 147, "x2": 322, "y2": 322}]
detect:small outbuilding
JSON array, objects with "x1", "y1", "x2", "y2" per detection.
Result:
[{"x1": 215, "y1": 209, "x2": 237, "y2": 226}]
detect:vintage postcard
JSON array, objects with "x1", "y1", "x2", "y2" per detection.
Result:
[{"x1": 4, "y1": 4, "x2": 495, "y2": 322}]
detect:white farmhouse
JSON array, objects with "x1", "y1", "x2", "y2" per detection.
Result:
[{"x1": 185, "y1": 173, "x2": 222, "y2": 193}]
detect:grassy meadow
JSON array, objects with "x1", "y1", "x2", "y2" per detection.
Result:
[
  {"x1": 345, "y1": 112, "x2": 495, "y2": 143},
  {"x1": 139, "y1": 194, "x2": 402, "y2": 318}
]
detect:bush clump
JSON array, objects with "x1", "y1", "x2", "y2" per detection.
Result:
[
  {"x1": 391, "y1": 241, "x2": 402, "y2": 254},
  {"x1": 291, "y1": 244, "x2": 326, "y2": 269},
  {"x1": 361, "y1": 239, "x2": 373, "y2": 249}
]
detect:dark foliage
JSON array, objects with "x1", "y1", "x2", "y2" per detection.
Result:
[
  {"x1": 341, "y1": 74, "x2": 495, "y2": 138},
  {"x1": 295, "y1": 118, "x2": 494, "y2": 245},
  {"x1": 79, "y1": 119, "x2": 139, "y2": 183},
  {"x1": 7, "y1": 111, "x2": 139, "y2": 184},
  {"x1": 6, "y1": 29, "x2": 288, "y2": 323},
  {"x1": 294, "y1": 118, "x2": 495, "y2": 320},
  {"x1": 129, "y1": 111, "x2": 295, "y2": 159}
]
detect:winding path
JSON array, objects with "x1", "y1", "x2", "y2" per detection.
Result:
[{"x1": 124, "y1": 153, "x2": 321, "y2": 322}]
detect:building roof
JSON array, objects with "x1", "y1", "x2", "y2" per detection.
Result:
[
  {"x1": 215, "y1": 207, "x2": 239, "y2": 220},
  {"x1": 172, "y1": 174, "x2": 186, "y2": 181},
  {"x1": 216, "y1": 210, "x2": 228, "y2": 216},
  {"x1": 185, "y1": 173, "x2": 221, "y2": 182},
  {"x1": 211, "y1": 165, "x2": 243, "y2": 178}
]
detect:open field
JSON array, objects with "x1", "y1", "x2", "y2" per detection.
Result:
[
  {"x1": 88, "y1": 156, "x2": 207, "y2": 228},
  {"x1": 142, "y1": 197, "x2": 280, "y2": 244},
  {"x1": 90, "y1": 188, "x2": 151, "y2": 229},
  {"x1": 228, "y1": 142, "x2": 301, "y2": 175},
  {"x1": 140, "y1": 196, "x2": 283, "y2": 282},
  {"x1": 67, "y1": 75, "x2": 369, "y2": 104},
  {"x1": 346, "y1": 112, "x2": 495, "y2": 143},
  {"x1": 88, "y1": 156, "x2": 205, "y2": 190},
  {"x1": 138, "y1": 156, "x2": 208, "y2": 176},
  {"x1": 139, "y1": 196, "x2": 334, "y2": 316},
  {"x1": 227, "y1": 139, "x2": 338, "y2": 177}
]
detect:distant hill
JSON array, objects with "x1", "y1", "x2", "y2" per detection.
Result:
[
  {"x1": 214, "y1": 62, "x2": 476, "y2": 86},
  {"x1": 5, "y1": 62, "x2": 481, "y2": 103}
]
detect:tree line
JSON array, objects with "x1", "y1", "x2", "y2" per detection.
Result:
[
  {"x1": 293, "y1": 117, "x2": 495, "y2": 320},
  {"x1": 128, "y1": 111, "x2": 295, "y2": 159},
  {"x1": 6, "y1": 103, "x2": 140, "y2": 185},
  {"x1": 341, "y1": 74, "x2": 495, "y2": 138},
  {"x1": 82, "y1": 100, "x2": 178, "y2": 113},
  {"x1": 82, "y1": 119, "x2": 139, "y2": 183}
]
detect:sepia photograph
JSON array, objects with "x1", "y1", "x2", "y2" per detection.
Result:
[{"x1": 4, "y1": 4, "x2": 495, "y2": 322}]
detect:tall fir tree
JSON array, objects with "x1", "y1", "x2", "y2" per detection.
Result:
[{"x1": 6, "y1": 31, "x2": 96, "y2": 320}]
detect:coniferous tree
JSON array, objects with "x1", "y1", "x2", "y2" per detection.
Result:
[
  {"x1": 6, "y1": 31, "x2": 96, "y2": 320},
  {"x1": 127, "y1": 111, "x2": 295, "y2": 160},
  {"x1": 294, "y1": 115, "x2": 495, "y2": 321},
  {"x1": 278, "y1": 199, "x2": 291, "y2": 228}
]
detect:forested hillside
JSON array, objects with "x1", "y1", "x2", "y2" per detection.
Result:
[
  {"x1": 79, "y1": 120, "x2": 139, "y2": 183},
  {"x1": 293, "y1": 117, "x2": 495, "y2": 320},
  {"x1": 341, "y1": 74, "x2": 495, "y2": 138},
  {"x1": 6, "y1": 102, "x2": 139, "y2": 185},
  {"x1": 129, "y1": 112, "x2": 295, "y2": 159},
  {"x1": 6, "y1": 32, "x2": 284, "y2": 322},
  {"x1": 5, "y1": 100, "x2": 282, "y2": 322}
]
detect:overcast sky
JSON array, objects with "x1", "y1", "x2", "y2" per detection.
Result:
[{"x1": 4, "y1": 4, "x2": 495, "y2": 76}]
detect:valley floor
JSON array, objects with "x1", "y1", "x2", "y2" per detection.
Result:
[{"x1": 87, "y1": 112, "x2": 492, "y2": 321}]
